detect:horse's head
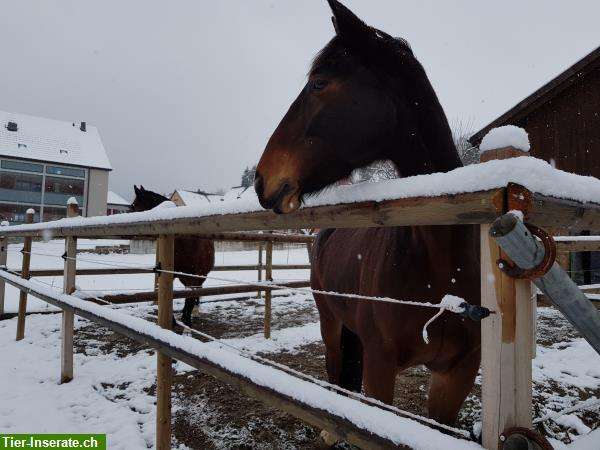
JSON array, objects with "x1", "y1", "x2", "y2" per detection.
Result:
[
  {"x1": 255, "y1": 0, "x2": 460, "y2": 214},
  {"x1": 131, "y1": 185, "x2": 169, "y2": 212}
]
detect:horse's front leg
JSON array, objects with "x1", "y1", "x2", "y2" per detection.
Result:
[
  {"x1": 191, "y1": 298, "x2": 201, "y2": 318},
  {"x1": 361, "y1": 345, "x2": 397, "y2": 404},
  {"x1": 181, "y1": 298, "x2": 198, "y2": 327}
]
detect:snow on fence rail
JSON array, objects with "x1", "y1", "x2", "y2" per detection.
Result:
[
  {"x1": 2, "y1": 157, "x2": 600, "y2": 239},
  {"x1": 2, "y1": 154, "x2": 600, "y2": 449}
]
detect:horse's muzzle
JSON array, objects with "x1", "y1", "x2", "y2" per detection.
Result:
[{"x1": 254, "y1": 174, "x2": 300, "y2": 214}]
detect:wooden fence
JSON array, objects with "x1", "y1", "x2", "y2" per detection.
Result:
[
  {"x1": 1, "y1": 150, "x2": 600, "y2": 449},
  {"x1": 0, "y1": 229, "x2": 312, "y2": 337}
]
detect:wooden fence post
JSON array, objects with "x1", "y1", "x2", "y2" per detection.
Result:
[
  {"x1": 256, "y1": 243, "x2": 263, "y2": 299},
  {"x1": 480, "y1": 146, "x2": 533, "y2": 449},
  {"x1": 156, "y1": 234, "x2": 174, "y2": 450},
  {"x1": 15, "y1": 209, "x2": 34, "y2": 341},
  {"x1": 264, "y1": 241, "x2": 273, "y2": 338},
  {"x1": 61, "y1": 200, "x2": 79, "y2": 383},
  {"x1": 153, "y1": 238, "x2": 160, "y2": 305},
  {"x1": 305, "y1": 230, "x2": 314, "y2": 263},
  {"x1": 0, "y1": 222, "x2": 8, "y2": 317}
]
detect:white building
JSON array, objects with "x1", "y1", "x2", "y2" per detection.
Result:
[
  {"x1": 106, "y1": 191, "x2": 130, "y2": 215},
  {"x1": 170, "y1": 189, "x2": 222, "y2": 207},
  {"x1": 0, "y1": 109, "x2": 111, "y2": 223}
]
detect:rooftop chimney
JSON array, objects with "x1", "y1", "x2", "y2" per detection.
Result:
[
  {"x1": 6, "y1": 122, "x2": 18, "y2": 132},
  {"x1": 80, "y1": 121, "x2": 86, "y2": 132}
]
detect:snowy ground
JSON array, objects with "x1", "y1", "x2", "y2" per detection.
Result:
[{"x1": 0, "y1": 240, "x2": 599, "y2": 449}]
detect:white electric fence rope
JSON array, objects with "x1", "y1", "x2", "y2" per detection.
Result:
[{"x1": 12, "y1": 249, "x2": 474, "y2": 315}]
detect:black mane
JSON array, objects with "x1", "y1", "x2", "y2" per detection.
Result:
[{"x1": 311, "y1": 31, "x2": 413, "y2": 77}]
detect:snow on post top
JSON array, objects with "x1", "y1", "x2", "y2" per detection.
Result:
[
  {"x1": 67, "y1": 197, "x2": 79, "y2": 206},
  {"x1": 480, "y1": 125, "x2": 530, "y2": 152},
  {"x1": 26, "y1": 208, "x2": 35, "y2": 215}
]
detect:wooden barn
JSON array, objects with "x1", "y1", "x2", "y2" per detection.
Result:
[
  {"x1": 470, "y1": 46, "x2": 600, "y2": 177},
  {"x1": 470, "y1": 45, "x2": 600, "y2": 284}
]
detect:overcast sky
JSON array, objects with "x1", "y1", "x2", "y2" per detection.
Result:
[{"x1": 1, "y1": 1, "x2": 599, "y2": 201}]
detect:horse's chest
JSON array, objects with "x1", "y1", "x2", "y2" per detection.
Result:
[{"x1": 313, "y1": 227, "x2": 477, "y2": 301}]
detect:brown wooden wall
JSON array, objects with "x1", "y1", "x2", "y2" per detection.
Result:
[{"x1": 513, "y1": 67, "x2": 600, "y2": 178}]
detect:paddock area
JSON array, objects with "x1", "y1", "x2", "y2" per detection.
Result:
[{"x1": 0, "y1": 239, "x2": 598, "y2": 449}]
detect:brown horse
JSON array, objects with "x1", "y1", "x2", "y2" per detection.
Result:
[
  {"x1": 132, "y1": 185, "x2": 215, "y2": 326},
  {"x1": 255, "y1": 0, "x2": 480, "y2": 427}
]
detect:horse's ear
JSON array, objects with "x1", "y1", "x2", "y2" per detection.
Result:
[
  {"x1": 327, "y1": 0, "x2": 373, "y2": 46},
  {"x1": 140, "y1": 185, "x2": 146, "y2": 192},
  {"x1": 134, "y1": 185, "x2": 140, "y2": 195}
]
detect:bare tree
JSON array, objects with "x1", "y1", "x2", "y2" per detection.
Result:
[
  {"x1": 351, "y1": 160, "x2": 399, "y2": 183},
  {"x1": 351, "y1": 119, "x2": 478, "y2": 184},
  {"x1": 452, "y1": 118, "x2": 479, "y2": 165}
]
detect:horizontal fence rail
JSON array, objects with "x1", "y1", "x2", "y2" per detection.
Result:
[
  {"x1": 555, "y1": 238, "x2": 600, "y2": 252},
  {"x1": 20, "y1": 264, "x2": 311, "y2": 278},
  {"x1": 80, "y1": 280, "x2": 311, "y2": 304},
  {"x1": 0, "y1": 189, "x2": 505, "y2": 238},
  {"x1": 2, "y1": 186, "x2": 600, "y2": 240}
]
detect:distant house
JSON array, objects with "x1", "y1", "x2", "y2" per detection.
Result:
[
  {"x1": 221, "y1": 185, "x2": 257, "y2": 203},
  {"x1": 170, "y1": 189, "x2": 222, "y2": 207},
  {"x1": 171, "y1": 187, "x2": 257, "y2": 207},
  {"x1": 470, "y1": 46, "x2": 600, "y2": 178},
  {"x1": 0, "y1": 109, "x2": 112, "y2": 224},
  {"x1": 106, "y1": 191, "x2": 130, "y2": 215}
]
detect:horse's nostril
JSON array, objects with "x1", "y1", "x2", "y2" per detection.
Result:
[{"x1": 254, "y1": 173, "x2": 264, "y2": 198}]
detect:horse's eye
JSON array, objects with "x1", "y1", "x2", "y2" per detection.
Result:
[{"x1": 311, "y1": 79, "x2": 328, "y2": 91}]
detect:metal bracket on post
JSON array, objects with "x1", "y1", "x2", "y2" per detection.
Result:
[
  {"x1": 491, "y1": 213, "x2": 600, "y2": 355},
  {"x1": 497, "y1": 224, "x2": 556, "y2": 280},
  {"x1": 500, "y1": 427, "x2": 554, "y2": 450}
]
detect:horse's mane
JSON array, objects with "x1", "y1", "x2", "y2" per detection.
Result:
[{"x1": 310, "y1": 30, "x2": 413, "y2": 77}]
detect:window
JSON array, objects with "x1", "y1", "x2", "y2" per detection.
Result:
[
  {"x1": 0, "y1": 159, "x2": 89, "y2": 223},
  {"x1": 0, "y1": 171, "x2": 43, "y2": 203},
  {"x1": 1, "y1": 160, "x2": 43, "y2": 173},
  {"x1": 46, "y1": 165, "x2": 85, "y2": 178},
  {"x1": 0, "y1": 203, "x2": 39, "y2": 224},
  {"x1": 44, "y1": 176, "x2": 85, "y2": 206}
]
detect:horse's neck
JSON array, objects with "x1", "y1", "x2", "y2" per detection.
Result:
[
  {"x1": 389, "y1": 66, "x2": 463, "y2": 176},
  {"x1": 397, "y1": 225, "x2": 453, "y2": 245},
  {"x1": 389, "y1": 225, "x2": 476, "y2": 287}
]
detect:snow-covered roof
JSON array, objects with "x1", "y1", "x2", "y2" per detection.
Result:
[
  {"x1": 0, "y1": 109, "x2": 112, "y2": 170},
  {"x1": 173, "y1": 190, "x2": 222, "y2": 206},
  {"x1": 221, "y1": 186, "x2": 257, "y2": 203},
  {"x1": 107, "y1": 191, "x2": 130, "y2": 206}
]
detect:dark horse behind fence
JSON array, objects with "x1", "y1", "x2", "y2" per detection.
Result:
[
  {"x1": 131, "y1": 185, "x2": 215, "y2": 326},
  {"x1": 255, "y1": 0, "x2": 480, "y2": 428}
]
